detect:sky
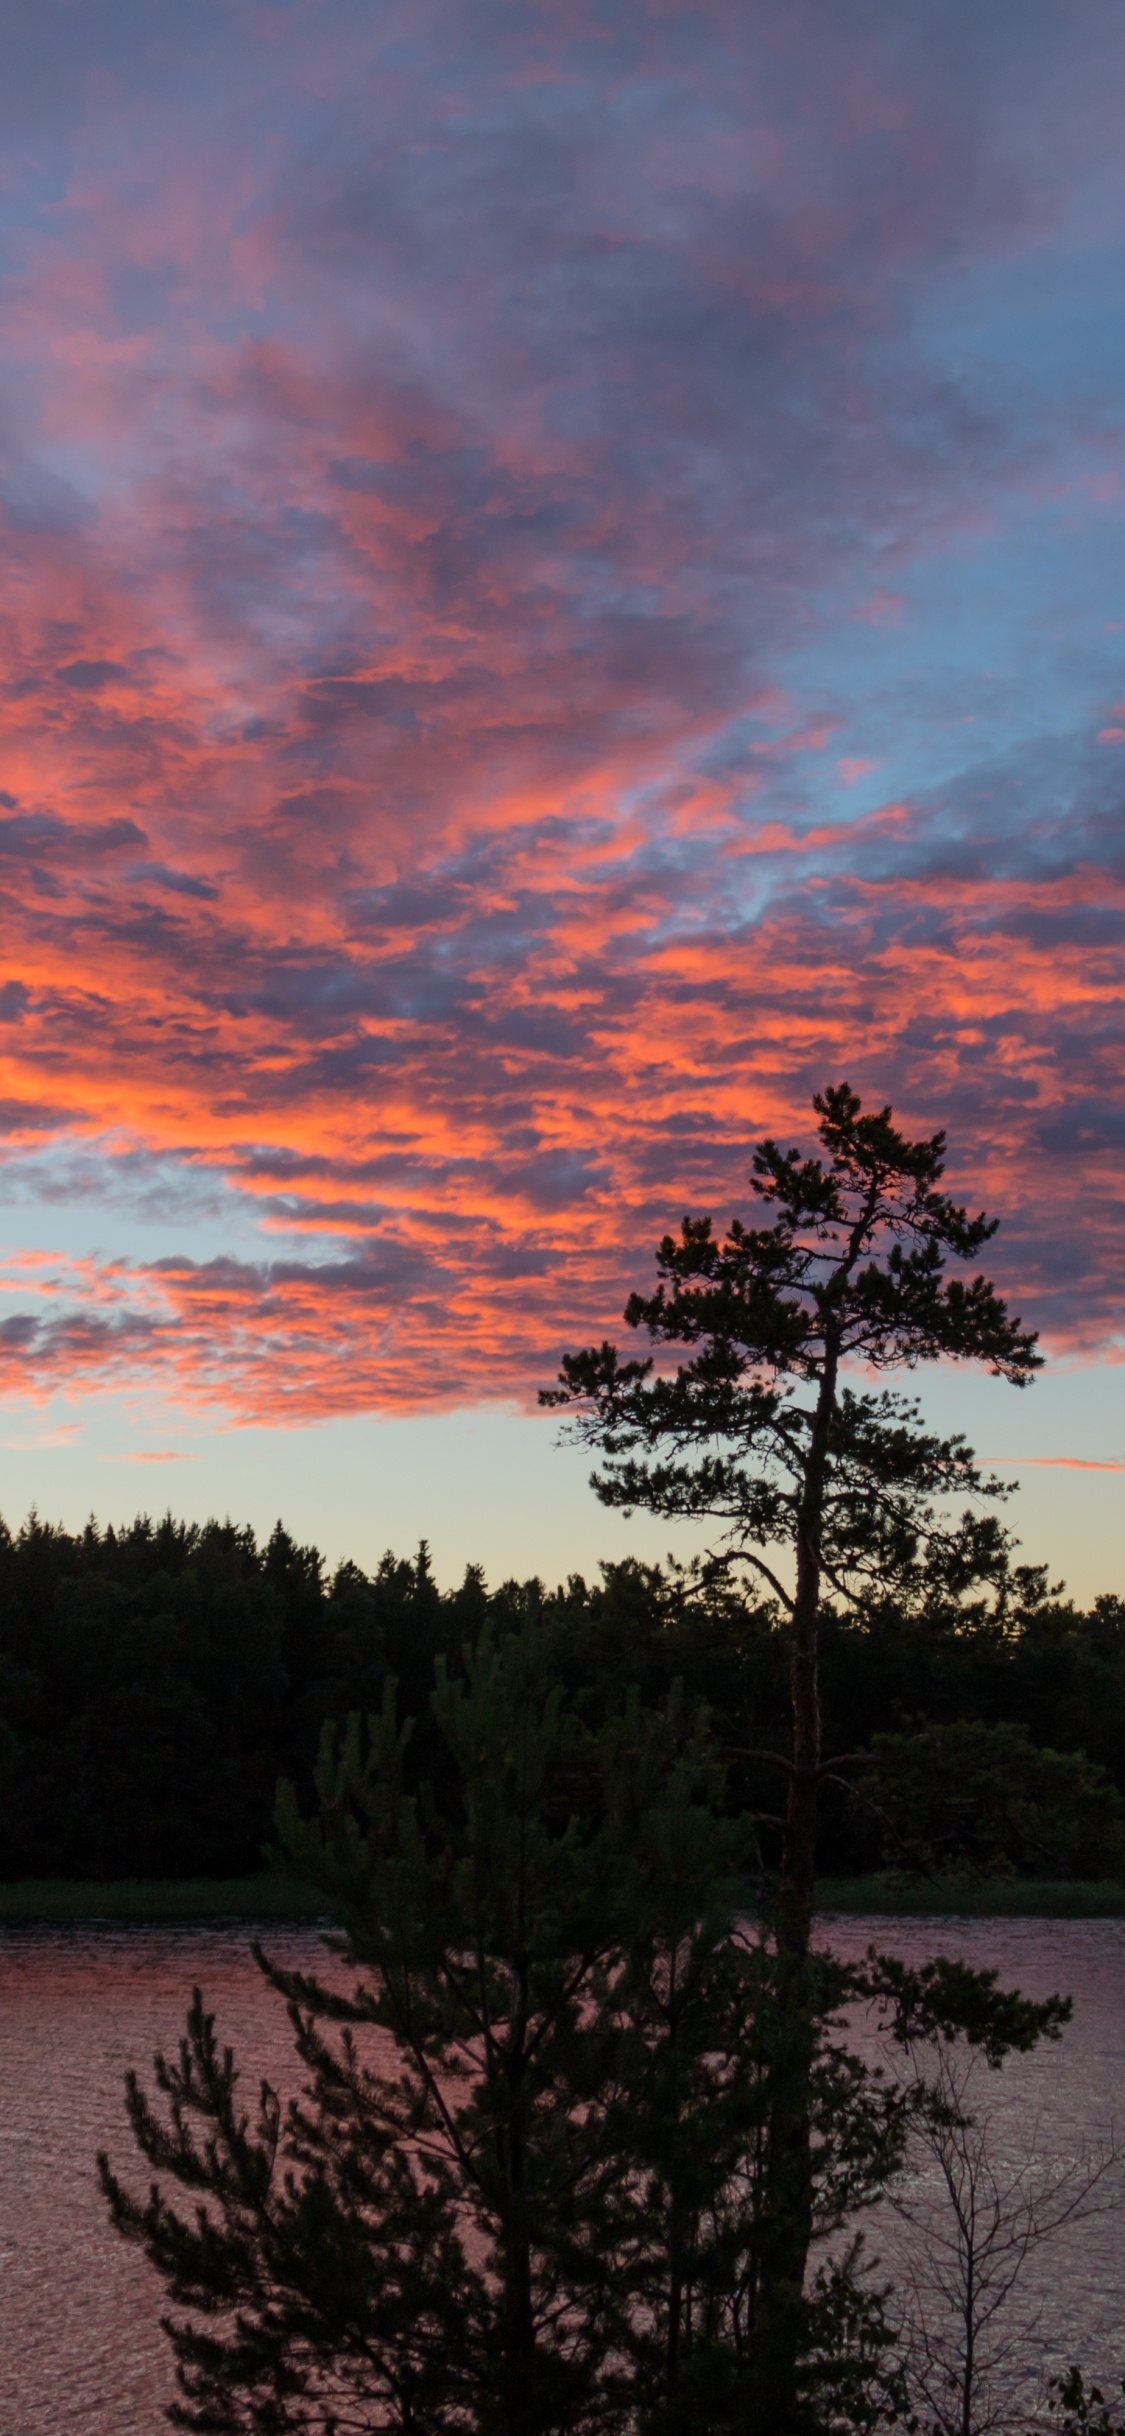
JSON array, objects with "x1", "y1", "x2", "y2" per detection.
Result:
[{"x1": 0, "y1": 0, "x2": 1122, "y2": 1598}]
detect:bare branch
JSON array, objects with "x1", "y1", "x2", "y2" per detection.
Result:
[{"x1": 884, "y1": 2039, "x2": 1125, "y2": 2436}]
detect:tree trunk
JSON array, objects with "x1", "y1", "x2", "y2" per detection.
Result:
[
  {"x1": 755, "y1": 1355, "x2": 834, "y2": 2433},
  {"x1": 502, "y1": 2204, "x2": 537, "y2": 2436},
  {"x1": 500, "y1": 1963, "x2": 539, "y2": 2436}
]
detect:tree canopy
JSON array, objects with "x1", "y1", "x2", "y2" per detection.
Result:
[{"x1": 545, "y1": 1082, "x2": 1040, "y2": 1619}]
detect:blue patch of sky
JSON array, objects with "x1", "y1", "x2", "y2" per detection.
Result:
[
  {"x1": 770, "y1": 500, "x2": 1125, "y2": 836},
  {"x1": 745, "y1": 222, "x2": 1125, "y2": 820},
  {"x1": 0, "y1": 1142, "x2": 327, "y2": 1271}
]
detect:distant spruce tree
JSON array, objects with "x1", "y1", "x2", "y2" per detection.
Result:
[
  {"x1": 543, "y1": 1083, "x2": 1042, "y2": 2432},
  {"x1": 101, "y1": 1616, "x2": 1066, "y2": 2436}
]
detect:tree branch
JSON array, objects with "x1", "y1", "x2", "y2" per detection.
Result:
[{"x1": 725, "y1": 1547, "x2": 795, "y2": 1611}]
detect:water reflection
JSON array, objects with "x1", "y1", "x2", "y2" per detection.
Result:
[
  {"x1": 1, "y1": 1916, "x2": 1123, "y2": 2434},
  {"x1": 822, "y1": 1917, "x2": 1125, "y2": 2420},
  {"x1": 0, "y1": 1925, "x2": 330, "y2": 2436}
]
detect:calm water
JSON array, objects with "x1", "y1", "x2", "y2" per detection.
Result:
[
  {"x1": 2, "y1": 1915, "x2": 1124, "y2": 2433},
  {"x1": 823, "y1": 1918, "x2": 1125, "y2": 2423}
]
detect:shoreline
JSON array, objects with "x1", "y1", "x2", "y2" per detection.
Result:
[
  {"x1": 2, "y1": 1874, "x2": 1124, "y2": 1924},
  {"x1": 0, "y1": 1875, "x2": 330, "y2": 1923},
  {"x1": 813, "y1": 1876, "x2": 1125, "y2": 1918}
]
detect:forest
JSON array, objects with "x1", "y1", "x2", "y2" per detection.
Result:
[{"x1": 1, "y1": 1507, "x2": 1122, "y2": 1887}]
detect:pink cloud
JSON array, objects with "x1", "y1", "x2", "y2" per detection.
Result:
[
  {"x1": 114, "y1": 1449, "x2": 194, "y2": 1463},
  {"x1": 986, "y1": 1457, "x2": 1125, "y2": 1472},
  {"x1": 853, "y1": 592, "x2": 905, "y2": 626}
]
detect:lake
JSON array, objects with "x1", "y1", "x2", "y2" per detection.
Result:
[{"x1": 2, "y1": 1915, "x2": 1124, "y2": 2433}]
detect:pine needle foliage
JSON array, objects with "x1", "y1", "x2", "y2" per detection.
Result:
[{"x1": 101, "y1": 1617, "x2": 1068, "y2": 2436}]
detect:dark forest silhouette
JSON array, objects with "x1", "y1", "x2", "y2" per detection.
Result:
[{"x1": 0, "y1": 1512, "x2": 1123, "y2": 1886}]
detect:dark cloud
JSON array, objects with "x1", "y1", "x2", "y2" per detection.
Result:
[
  {"x1": 128, "y1": 861, "x2": 220, "y2": 901},
  {"x1": 0, "y1": 813, "x2": 146, "y2": 862},
  {"x1": 55, "y1": 660, "x2": 132, "y2": 692}
]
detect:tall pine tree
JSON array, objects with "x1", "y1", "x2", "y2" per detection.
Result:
[{"x1": 544, "y1": 1083, "x2": 1040, "y2": 2430}]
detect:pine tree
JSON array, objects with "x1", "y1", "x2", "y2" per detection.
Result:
[
  {"x1": 543, "y1": 1083, "x2": 1041, "y2": 2430},
  {"x1": 101, "y1": 1611, "x2": 1066, "y2": 2434}
]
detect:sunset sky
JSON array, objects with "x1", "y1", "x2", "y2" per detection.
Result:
[{"x1": 0, "y1": 0, "x2": 1122, "y2": 1596}]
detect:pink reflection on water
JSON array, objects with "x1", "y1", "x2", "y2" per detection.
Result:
[
  {"x1": 0, "y1": 1925, "x2": 333, "y2": 2436},
  {"x1": 2, "y1": 1916, "x2": 1124, "y2": 2433}
]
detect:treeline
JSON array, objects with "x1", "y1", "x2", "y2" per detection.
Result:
[{"x1": 0, "y1": 1508, "x2": 1122, "y2": 1881}]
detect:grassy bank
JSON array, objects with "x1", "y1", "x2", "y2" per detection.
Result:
[
  {"x1": 3, "y1": 1875, "x2": 1125, "y2": 1924},
  {"x1": 815, "y1": 1877, "x2": 1125, "y2": 1918},
  {"x1": 0, "y1": 1875, "x2": 331, "y2": 1922}
]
